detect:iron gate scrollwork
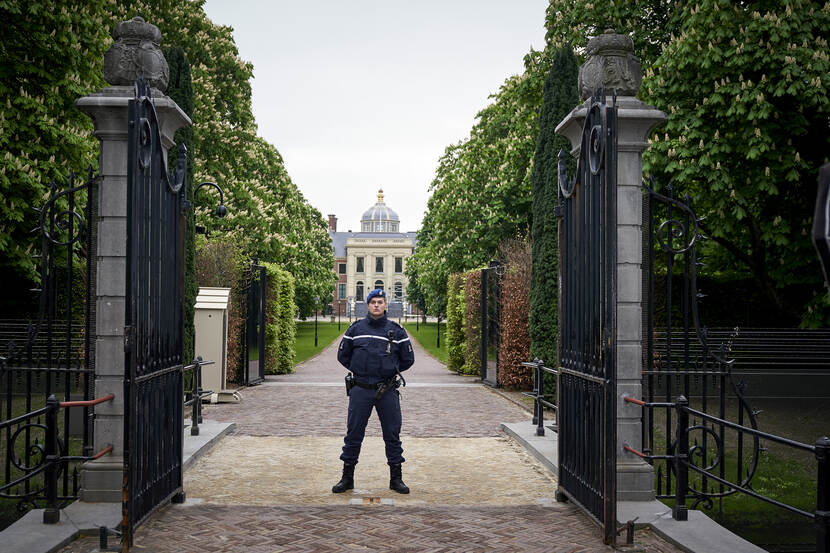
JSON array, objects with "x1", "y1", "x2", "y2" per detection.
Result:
[
  {"x1": 556, "y1": 89, "x2": 617, "y2": 544},
  {"x1": 123, "y1": 78, "x2": 188, "y2": 546},
  {"x1": 1, "y1": 168, "x2": 98, "y2": 518},
  {"x1": 240, "y1": 261, "x2": 266, "y2": 386}
]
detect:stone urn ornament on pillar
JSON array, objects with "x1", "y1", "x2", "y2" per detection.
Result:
[
  {"x1": 103, "y1": 15, "x2": 169, "y2": 92},
  {"x1": 578, "y1": 29, "x2": 642, "y2": 100}
]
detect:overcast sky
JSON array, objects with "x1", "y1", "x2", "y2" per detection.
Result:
[{"x1": 201, "y1": 1, "x2": 548, "y2": 233}]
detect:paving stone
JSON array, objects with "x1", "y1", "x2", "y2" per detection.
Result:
[{"x1": 55, "y1": 334, "x2": 683, "y2": 553}]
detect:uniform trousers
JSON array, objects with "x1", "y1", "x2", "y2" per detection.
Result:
[{"x1": 340, "y1": 385, "x2": 404, "y2": 465}]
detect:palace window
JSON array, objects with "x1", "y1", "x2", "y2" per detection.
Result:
[
  {"x1": 356, "y1": 281, "x2": 364, "y2": 302},
  {"x1": 338, "y1": 263, "x2": 346, "y2": 274},
  {"x1": 356, "y1": 256, "x2": 364, "y2": 273},
  {"x1": 394, "y1": 257, "x2": 402, "y2": 273},
  {"x1": 394, "y1": 281, "x2": 403, "y2": 300},
  {"x1": 338, "y1": 283, "x2": 346, "y2": 300},
  {"x1": 374, "y1": 280, "x2": 384, "y2": 291},
  {"x1": 375, "y1": 256, "x2": 383, "y2": 273}
]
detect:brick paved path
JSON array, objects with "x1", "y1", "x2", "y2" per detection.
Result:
[{"x1": 59, "y1": 332, "x2": 683, "y2": 553}]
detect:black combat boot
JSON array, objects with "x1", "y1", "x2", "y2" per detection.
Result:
[
  {"x1": 332, "y1": 463, "x2": 355, "y2": 493},
  {"x1": 389, "y1": 463, "x2": 410, "y2": 494}
]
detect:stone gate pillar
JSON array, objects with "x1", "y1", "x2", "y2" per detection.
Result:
[
  {"x1": 555, "y1": 29, "x2": 666, "y2": 501},
  {"x1": 75, "y1": 16, "x2": 190, "y2": 502}
]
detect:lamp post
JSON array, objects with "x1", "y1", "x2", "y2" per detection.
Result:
[
  {"x1": 314, "y1": 295, "x2": 319, "y2": 347},
  {"x1": 337, "y1": 298, "x2": 341, "y2": 330},
  {"x1": 191, "y1": 181, "x2": 228, "y2": 234}
]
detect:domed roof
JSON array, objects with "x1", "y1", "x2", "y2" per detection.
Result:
[{"x1": 361, "y1": 189, "x2": 399, "y2": 222}]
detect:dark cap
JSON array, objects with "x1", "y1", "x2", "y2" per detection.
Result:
[{"x1": 366, "y1": 289, "x2": 386, "y2": 302}]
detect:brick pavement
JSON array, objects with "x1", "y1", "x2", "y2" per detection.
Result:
[{"x1": 57, "y1": 330, "x2": 684, "y2": 553}]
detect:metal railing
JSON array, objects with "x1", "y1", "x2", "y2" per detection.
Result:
[
  {"x1": 623, "y1": 395, "x2": 830, "y2": 553},
  {"x1": 0, "y1": 393, "x2": 114, "y2": 524},
  {"x1": 521, "y1": 358, "x2": 558, "y2": 437},
  {"x1": 183, "y1": 357, "x2": 214, "y2": 437}
]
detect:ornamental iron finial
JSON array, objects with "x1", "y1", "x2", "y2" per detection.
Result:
[
  {"x1": 103, "y1": 16, "x2": 169, "y2": 91},
  {"x1": 377, "y1": 188, "x2": 385, "y2": 203},
  {"x1": 578, "y1": 29, "x2": 641, "y2": 100}
]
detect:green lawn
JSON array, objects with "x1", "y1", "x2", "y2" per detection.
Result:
[
  {"x1": 293, "y1": 321, "x2": 345, "y2": 364},
  {"x1": 0, "y1": 395, "x2": 85, "y2": 531},
  {"x1": 650, "y1": 397, "x2": 827, "y2": 549},
  {"x1": 402, "y1": 322, "x2": 447, "y2": 363}
]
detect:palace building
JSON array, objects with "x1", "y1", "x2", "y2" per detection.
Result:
[{"x1": 328, "y1": 189, "x2": 416, "y2": 317}]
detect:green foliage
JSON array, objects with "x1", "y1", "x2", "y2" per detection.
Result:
[
  {"x1": 462, "y1": 269, "x2": 483, "y2": 375},
  {"x1": 164, "y1": 45, "x2": 197, "y2": 364},
  {"x1": 497, "y1": 237, "x2": 532, "y2": 388},
  {"x1": 1, "y1": 0, "x2": 334, "y2": 319},
  {"x1": 275, "y1": 265, "x2": 296, "y2": 373},
  {"x1": 402, "y1": 322, "x2": 447, "y2": 364},
  {"x1": 261, "y1": 262, "x2": 296, "y2": 374},
  {"x1": 445, "y1": 273, "x2": 466, "y2": 372},
  {"x1": 0, "y1": 0, "x2": 110, "y2": 281},
  {"x1": 529, "y1": 45, "x2": 578, "y2": 371},
  {"x1": 194, "y1": 236, "x2": 246, "y2": 382},
  {"x1": 641, "y1": 0, "x2": 830, "y2": 325},
  {"x1": 408, "y1": 48, "x2": 553, "y2": 314},
  {"x1": 293, "y1": 321, "x2": 343, "y2": 365},
  {"x1": 546, "y1": 0, "x2": 830, "y2": 325}
]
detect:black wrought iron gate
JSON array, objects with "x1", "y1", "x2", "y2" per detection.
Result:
[
  {"x1": 240, "y1": 262, "x2": 266, "y2": 386},
  {"x1": 480, "y1": 261, "x2": 502, "y2": 386},
  {"x1": 556, "y1": 90, "x2": 618, "y2": 544},
  {"x1": 123, "y1": 79, "x2": 188, "y2": 546}
]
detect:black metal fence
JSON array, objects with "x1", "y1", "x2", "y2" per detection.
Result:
[
  {"x1": 627, "y1": 177, "x2": 830, "y2": 552},
  {"x1": 0, "y1": 168, "x2": 98, "y2": 523},
  {"x1": 522, "y1": 359, "x2": 558, "y2": 437},
  {"x1": 480, "y1": 261, "x2": 502, "y2": 386},
  {"x1": 239, "y1": 261, "x2": 265, "y2": 386}
]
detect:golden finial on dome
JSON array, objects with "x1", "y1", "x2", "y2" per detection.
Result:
[{"x1": 377, "y1": 188, "x2": 384, "y2": 203}]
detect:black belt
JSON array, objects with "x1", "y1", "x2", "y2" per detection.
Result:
[{"x1": 354, "y1": 379, "x2": 381, "y2": 389}]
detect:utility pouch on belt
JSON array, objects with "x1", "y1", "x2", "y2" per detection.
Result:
[{"x1": 345, "y1": 373, "x2": 355, "y2": 396}]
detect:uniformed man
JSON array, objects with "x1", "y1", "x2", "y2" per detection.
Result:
[{"x1": 332, "y1": 288, "x2": 415, "y2": 494}]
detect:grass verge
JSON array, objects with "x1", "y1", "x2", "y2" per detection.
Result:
[
  {"x1": 293, "y1": 321, "x2": 344, "y2": 365},
  {"x1": 402, "y1": 322, "x2": 447, "y2": 364},
  {"x1": 649, "y1": 397, "x2": 828, "y2": 550}
]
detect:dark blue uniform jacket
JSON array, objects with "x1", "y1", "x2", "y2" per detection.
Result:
[{"x1": 337, "y1": 314, "x2": 414, "y2": 384}]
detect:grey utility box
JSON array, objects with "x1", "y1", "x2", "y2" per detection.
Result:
[{"x1": 194, "y1": 287, "x2": 232, "y2": 399}]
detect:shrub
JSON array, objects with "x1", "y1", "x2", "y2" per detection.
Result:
[
  {"x1": 497, "y1": 237, "x2": 532, "y2": 388},
  {"x1": 195, "y1": 236, "x2": 246, "y2": 383},
  {"x1": 446, "y1": 273, "x2": 466, "y2": 372},
  {"x1": 261, "y1": 262, "x2": 296, "y2": 374},
  {"x1": 462, "y1": 269, "x2": 483, "y2": 375}
]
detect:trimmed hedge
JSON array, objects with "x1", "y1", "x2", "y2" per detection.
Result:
[
  {"x1": 446, "y1": 272, "x2": 466, "y2": 372},
  {"x1": 195, "y1": 237, "x2": 246, "y2": 383},
  {"x1": 462, "y1": 269, "x2": 483, "y2": 375},
  {"x1": 497, "y1": 238, "x2": 532, "y2": 388},
  {"x1": 261, "y1": 262, "x2": 296, "y2": 374}
]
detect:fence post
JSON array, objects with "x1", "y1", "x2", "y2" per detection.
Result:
[
  {"x1": 532, "y1": 358, "x2": 540, "y2": 426},
  {"x1": 535, "y1": 360, "x2": 545, "y2": 436},
  {"x1": 43, "y1": 395, "x2": 60, "y2": 524},
  {"x1": 816, "y1": 436, "x2": 830, "y2": 553},
  {"x1": 673, "y1": 395, "x2": 689, "y2": 521},
  {"x1": 191, "y1": 357, "x2": 201, "y2": 436}
]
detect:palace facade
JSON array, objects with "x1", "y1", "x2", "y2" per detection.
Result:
[{"x1": 328, "y1": 189, "x2": 417, "y2": 317}]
